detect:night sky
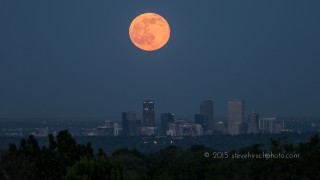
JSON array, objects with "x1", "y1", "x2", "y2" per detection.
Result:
[{"x1": 1, "y1": 0, "x2": 320, "y2": 119}]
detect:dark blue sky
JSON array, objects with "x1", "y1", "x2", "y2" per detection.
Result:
[{"x1": 1, "y1": 0, "x2": 320, "y2": 119}]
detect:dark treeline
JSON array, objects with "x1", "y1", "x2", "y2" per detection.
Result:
[{"x1": 0, "y1": 130, "x2": 319, "y2": 180}]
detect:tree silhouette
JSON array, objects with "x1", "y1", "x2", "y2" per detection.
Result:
[{"x1": 0, "y1": 131, "x2": 319, "y2": 179}]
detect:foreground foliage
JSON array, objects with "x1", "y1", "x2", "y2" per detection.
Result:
[{"x1": 0, "y1": 131, "x2": 319, "y2": 180}]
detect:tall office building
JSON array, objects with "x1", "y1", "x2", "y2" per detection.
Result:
[
  {"x1": 143, "y1": 100, "x2": 155, "y2": 127},
  {"x1": 126, "y1": 111, "x2": 136, "y2": 121},
  {"x1": 122, "y1": 111, "x2": 137, "y2": 136},
  {"x1": 175, "y1": 118, "x2": 187, "y2": 136},
  {"x1": 194, "y1": 114, "x2": 207, "y2": 131},
  {"x1": 260, "y1": 117, "x2": 284, "y2": 134},
  {"x1": 122, "y1": 112, "x2": 128, "y2": 136},
  {"x1": 161, "y1": 113, "x2": 175, "y2": 136},
  {"x1": 228, "y1": 99, "x2": 244, "y2": 135},
  {"x1": 200, "y1": 100, "x2": 214, "y2": 131},
  {"x1": 247, "y1": 112, "x2": 259, "y2": 134}
]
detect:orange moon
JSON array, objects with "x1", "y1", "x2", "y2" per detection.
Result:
[{"x1": 129, "y1": 13, "x2": 170, "y2": 51}]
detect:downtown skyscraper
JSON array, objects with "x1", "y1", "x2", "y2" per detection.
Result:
[
  {"x1": 228, "y1": 99, "x2": 244, "y2": 135},
  {"x1": 161, "y1": 113, "x2": 175, "y2": 136},
  {"x1": 143, "y1": 100, "x2": 155, "y2": 127},
  {"x1": 122, "y1": 111, "x2": 137, "y2": 136},
  {"x1": 200, "y1": 100, "x2": 214, "y2": 132},
  {"x1": 194, "y1": 114, "x2": 206, "y2": 131},
  {"x1": 247, "y1": 112, "x2": 259, "y2": 134}
]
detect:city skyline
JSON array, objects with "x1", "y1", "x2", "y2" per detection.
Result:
[
  {"x1": 119, "y1": 99, "x2": 287, "y2": 136},
  {"x1": 113, "y1": 98, "x2": 291, "y2": 121}
]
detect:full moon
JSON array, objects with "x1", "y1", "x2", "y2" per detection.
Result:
[{"x1": 129, "y1": 13, "x2": 170, "y2": 51}]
